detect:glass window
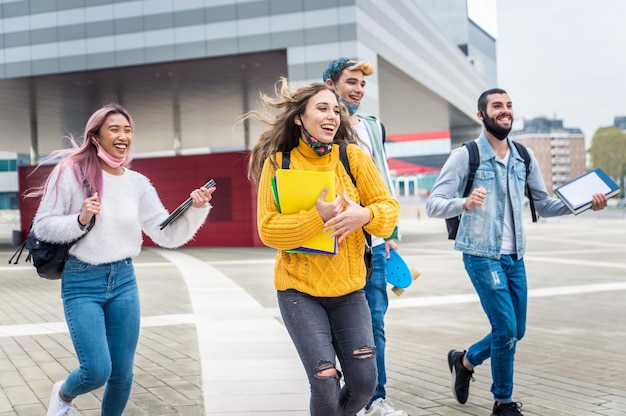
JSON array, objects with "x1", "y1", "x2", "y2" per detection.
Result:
[
  {"x1": 0, "y1": 160, "x2": 18, "y2": 171},
  {"x1": 0, "y1": 192, "x2": 19, "y2": 209}
]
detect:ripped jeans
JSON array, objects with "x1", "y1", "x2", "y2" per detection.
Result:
[
  {"x1": 277, "y1": 289, "x2": 377, "y2": 416},
  {"x1": 463, "y1": 253, "x2": 527, "y2": 403}
]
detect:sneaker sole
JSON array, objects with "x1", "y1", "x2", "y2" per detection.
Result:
[
  {"x1": 448, "y1": 350, "x2": 465, "y2": 404},
  {"x1": 450, "y1": 367, "x2": 462, "y2": 403}
]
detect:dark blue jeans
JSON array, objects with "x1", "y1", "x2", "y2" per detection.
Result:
[
  {"x1": 363, "y1": 243, "x2": 389, "y2": 405},
  {"x1": 61, "y1": 256, "x2": 140, "y2": 416},
  {"x1": 277, "y1": 289, "x2": 377, "y2": 416},
  {"x1": 463, "y1": 253, "x2": 527, "y2": 403}
]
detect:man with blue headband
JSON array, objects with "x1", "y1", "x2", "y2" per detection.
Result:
[{"x1": 324, "y1": 58, "x2": 404, "y2": 416}]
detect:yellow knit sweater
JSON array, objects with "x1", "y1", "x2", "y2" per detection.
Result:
[{"x1": 257, "y1": 141, "x2": 400, "y2": 297}]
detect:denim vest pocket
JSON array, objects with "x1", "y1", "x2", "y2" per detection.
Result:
[{"x1": 473, "y1": 169, "x2": 496, "y2": 194}]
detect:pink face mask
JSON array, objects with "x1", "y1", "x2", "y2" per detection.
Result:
[{"x1": 94, "y1": 141, "x2": 126, "y2": 168}]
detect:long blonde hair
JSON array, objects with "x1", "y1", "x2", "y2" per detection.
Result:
[{"x1": 243, "y1": 77, "x2": 357, "y2": 186}]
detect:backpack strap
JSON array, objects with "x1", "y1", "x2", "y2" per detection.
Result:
[
  {"x1": 9, "y1": 179, "x2": 96, "y2": 266},
  {"x1": 462, "y1": 140, "x2": 480, "y2": 198},
  {"x1": 339, "y1": 145, "x2": 355, "y2": 185},
  {"x1": 512, "y1": 141, "x2": 537, "y2": 223},
  {"x1": 339, "y1": 145, "x2": 372, "y2": 249},
  {"x1": 281, "y1": 151, "x2": 290, "y2": 169}
]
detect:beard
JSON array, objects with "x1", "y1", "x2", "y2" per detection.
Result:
[{"x1": 482, "y1": 112, "x2": 512, "y2": 141}]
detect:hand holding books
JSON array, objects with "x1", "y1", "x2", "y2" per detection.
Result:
[
  {"x1": 555, "y1": 168, "x2": 616, "y2": 214},
  {"x1": 323, "y1": 191, "x2": 370, "y2": 244},
  {"x1": 272, "y1": 169, "x2": 337, "y2": 254}
]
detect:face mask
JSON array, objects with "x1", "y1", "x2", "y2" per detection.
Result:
[
  {"x1": 341, "y1": 97, "x2": 360, "y2": 116},
  {"x1": 94, "y1": 140, "x2": 126, "y2": 168},
  {"x1": 299, "y1": 116, "x2": 332, "y2": 157},
  {"x1": 481, "y1": 111, "x2": 512, "y2": 141}
]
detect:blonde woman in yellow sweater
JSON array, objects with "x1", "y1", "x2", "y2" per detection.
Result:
[{"x1": 246, "y1": 78, "x2": 400, "y2": 416}]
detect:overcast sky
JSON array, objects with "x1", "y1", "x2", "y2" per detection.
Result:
[{"x1": 495, "y1": 0, "x2": 625, "y2": 146}]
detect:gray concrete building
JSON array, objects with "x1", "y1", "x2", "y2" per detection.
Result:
[{"x1": 0, "y1": 0, "x2": 495, "y2": 208}]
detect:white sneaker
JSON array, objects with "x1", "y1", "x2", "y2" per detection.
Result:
[
  {"x1": 364, "y1": 398, "x2": 408, "y2": 416},
  {"x1": 47, "y1": 381, "x2": 73, "y2": 416}
]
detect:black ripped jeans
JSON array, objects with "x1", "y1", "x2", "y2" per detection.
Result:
[{"x1": 278, "y1": 289, "x2": 377, "y2": 416}]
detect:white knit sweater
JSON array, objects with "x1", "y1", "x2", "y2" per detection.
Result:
[{"x1": 33, "y1": 165, "x2": 211, "y2": 265}]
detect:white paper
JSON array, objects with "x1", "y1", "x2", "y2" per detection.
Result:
[{"x1": 557, "y1": 171, "x2": 611, "y2": 208}]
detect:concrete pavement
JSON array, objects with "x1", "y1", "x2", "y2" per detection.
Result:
[{"x1": 1, "y1": 203, "x2": 625, "y2": 415}]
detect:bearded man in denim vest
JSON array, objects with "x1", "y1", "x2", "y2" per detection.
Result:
[{"x1": 426, "y1": 88, "x2": 608, "y2": 416}]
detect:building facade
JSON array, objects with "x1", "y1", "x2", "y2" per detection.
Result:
[
  {"x1": 0, "y1": 0, "x2": 495, "y2": 242},
  {"x1": 614, "y1": 116, "x2": 626, "y2": 131},
  {"x1": 511, "y1": 118, "x2": 587, "y2": 196}
]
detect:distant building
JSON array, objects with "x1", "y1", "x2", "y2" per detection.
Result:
[
  {"x1": 510, "y1": 118, "x2": 586, "y2": 195},
  {"x1": 614, "y1": 116, "x2": 626, "y2": 131}
]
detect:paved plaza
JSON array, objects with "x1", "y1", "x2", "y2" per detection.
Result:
[{"x1": 1, "y1": 203, "x2": 625, "y2": 416}]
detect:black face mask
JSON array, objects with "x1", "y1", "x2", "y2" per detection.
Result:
[{"x1": 481, "y1": 111, "x2": 512, "y2": 141}]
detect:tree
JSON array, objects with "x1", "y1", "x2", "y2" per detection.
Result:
[{"x1": 588, "y1": 127, "x2": 626, "y2": 198}]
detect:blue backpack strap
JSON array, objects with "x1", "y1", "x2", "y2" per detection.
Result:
[
  {"x1": 462, "y1": 140, "x2": 479, "y2": 197},
  {"x1": 512, "y1": 141, "x2": 537, "y2": 223}
]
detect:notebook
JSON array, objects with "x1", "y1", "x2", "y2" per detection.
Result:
[{"x1": 273, "y1": 169, "x2": 337, "y2": 254}]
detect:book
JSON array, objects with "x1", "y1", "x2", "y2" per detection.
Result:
[
  {"x1": 273, "y1": 169, "x2": 337, "y2": 254},
  {"x1": 159, "y1": 179, "x2": 216, "y2": 229},
  {"x1": 555, "y1": 168, "x2": 619, "y2": 215}
]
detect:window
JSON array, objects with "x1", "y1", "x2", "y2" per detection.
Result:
[
  {"x1": 0, "y1": 193, "x2": 19, "y2": 209},
  {"x1": 0, "y1": 160, "x2": 17, "y2": 172}
]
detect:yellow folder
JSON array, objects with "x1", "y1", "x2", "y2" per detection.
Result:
[{"x1": 273, "y1": 169, "x2": 337, "y2": 254}]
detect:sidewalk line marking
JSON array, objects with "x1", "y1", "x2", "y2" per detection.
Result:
[
  {"x1": 3, "y1": 282, "x2": 625, "y2": 337},
  {"x1": 0, "y1": 313, "x2": 195, "y2": 338}
]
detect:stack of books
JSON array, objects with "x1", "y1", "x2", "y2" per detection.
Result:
[{"x1": 272, "y1": 169, "x2": 337, "y2": 254}]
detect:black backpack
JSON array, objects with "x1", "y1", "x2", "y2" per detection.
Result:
[
  {"x1": 445, "y1": 140, "x2": 537, "y2": 240},
  {"x1": 281, "y1": 145, "x2": 373, "y2": 281},
  {"x1": 8, "y1": 179, "x2": 96, "y2": 279}
]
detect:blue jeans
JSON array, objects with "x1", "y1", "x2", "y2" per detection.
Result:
[
  {"x1": 463, "y1": 253, "x2": 527, "y2": 403},
  {"x1": 61, "y1": 256, "x2": 140, "y2": 416},
  {"x1": 277, "y1": 289, "x2": 377, "y2": 416},
  {"x1": 363, "y1": 243, "x2": 389, "y2": 405}
]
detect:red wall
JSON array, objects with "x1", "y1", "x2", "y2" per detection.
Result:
[{"x1": 18, "y1": 151, "x2": 263, "y2": 247}]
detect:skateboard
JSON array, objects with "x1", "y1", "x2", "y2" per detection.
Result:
[{"x1": 387, "y1": 249, "x2": 421, "y2": 297}]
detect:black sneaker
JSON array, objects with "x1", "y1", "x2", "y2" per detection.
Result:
[
  {"x1": 447, "y1": 349, "x2": 474, "y2": 404},
  {"x1": 491, "y1": 401, "x2": 524, "y2": 416}
]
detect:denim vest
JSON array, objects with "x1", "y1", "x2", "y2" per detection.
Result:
[
  {"x1": 426, "y1": 133, "x2": 571, "y2": 259},
  {"x1": 454, "y1": 135, "x2": 530, "y2": 259}
]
